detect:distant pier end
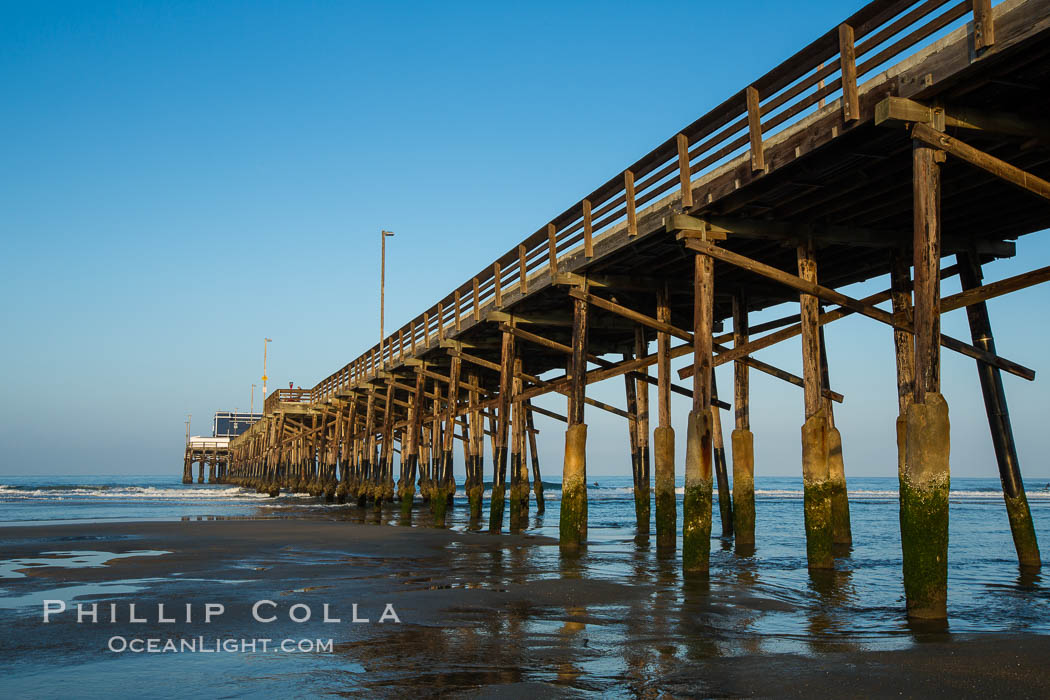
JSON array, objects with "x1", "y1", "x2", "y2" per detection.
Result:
[{"x1": 183, "y1": 411, "x2": 262, "y2": 484}]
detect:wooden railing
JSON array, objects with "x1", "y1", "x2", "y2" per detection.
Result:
[
  {"x1": 309, "y1": 0, "x2": 993, "y2": 403},
  {"x1": 264, "y1": 388, "x2": 314, "y2": 415}
]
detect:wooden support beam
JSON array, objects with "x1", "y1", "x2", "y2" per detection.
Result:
[
  {"x1": 798, "y1": 241, "x2": 823, "y2": 419},
  {"x1": 911, "y1": 122, "x2": 1050, "y2": 202},
  {"x1": 694, "y1": 212, "x2": 1013, "y2": 257},
  {"x1": 683, "y1": 238, "x2": 1035, "y2": 381},
  {"x1": 569, "y1": 295, "x2": 589, "y2": 425},
  {"x1": 494, "y1": 262, "x2": 502, "y2": 307},
  {"x1": 518, "y1": 244, "x2": 528, "y2": 295},
  {"x1": 583, "y1": 198, "x2": 594, "y2": 258},
  {"x1": 746, "y1": 86, "x2": 765, "y2": 172},
  {"x1": 570, "y1": 288, "x2": 691, "y2": 342},
  {"x1": 732, "y1": 291, "x2": 749, "y2": 431},
  {"x1": 499, "y1": 322, "x2": 730, "y2": 410},
  {"x1": 529, "y1": 371, "x2": 631, "y2": 420},
  {"x1": 527, "y1": 403, "x2": 568, "y2": 424},
  {"x1": 419, "y1": 366, "x2": 493, "y2": 396},
  {"x1": 875, "y1": 96, "x2": 1050, "y2": 139},
  {"x1": 657, "y1": 287, "x2": 672, "y2": 429},
  {"x1": 973, "y1": 0, "x2": 995, "y2": 52},
  {"x1": 570, "y1": 287, "x2": 842, "y2": 401},
  {"x1": 890, "y1": 251, "x2": 916, "y2": 415},
  {"x1": 452, "y1": 348, "x2": 501, "y2": 374},
  {"x1": 838, "y1": 23, "x2": 859, "y2": 122},
  {"x1": 473, "y1": 336, "x2": 631, "y2": 421},
  {"x1": 676, "y1": 133, "x2": 693, "y2": 209},
  {"x1": 547, "y1": 223, "x2": 559, "y2": 276},
  {"x1": 666, "y1": 214, "x2": 729, "y2": 240},
  {"x1": 709, "y1": 264, "x2": 964, "y2": 369},
  {"x1": 694, "y1": 252, "x2": 714, "y2": 413},
  {"x1": 625, "y1": 169, "x2": 638, "y2": 236},
  {"x1": 710, "y1": 288, "x2": 890, "y2": 368},
  {"x1": 473, "y1": 278, "x2": 480, "y2": 321},
  {"x1": 494, "y1": 330, "x2": 514, "y2": 511},
  {"x1": 913, "y1": 137, "x2": 942, "y2": 401},
  {"x1": 941, "y1": 264, "x2": 1050, "y2": 313}
]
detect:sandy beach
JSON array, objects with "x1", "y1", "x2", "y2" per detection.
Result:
[{"x1": 2, "y1": 516, "x2": 1049, "y2": 697}]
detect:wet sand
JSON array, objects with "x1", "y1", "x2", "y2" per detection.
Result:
[{"x1": 1, "y1": 516, "x2": 1049, "y2": 697}]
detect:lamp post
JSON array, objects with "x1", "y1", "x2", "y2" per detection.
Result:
[
  {"x1": 262, "y1": 338, "x2": 272, "y2": 401},
  {"x1": 250, "y1": 383, "x2": 256, "y2": 415},
  {"x1": 185, "y1": 414, "x2": 191, "y2": 445},
  {"x1": 380, "y1": 230, "x2": 395, "y2": 366}
]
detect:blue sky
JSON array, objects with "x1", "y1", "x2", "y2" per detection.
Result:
[{"x1": 1, "y1": 0, "x2": 1048, "y2": 479}]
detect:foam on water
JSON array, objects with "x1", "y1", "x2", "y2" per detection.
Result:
[{"x1": 0, "y1": 485, "x2": 271, "y2": 501}]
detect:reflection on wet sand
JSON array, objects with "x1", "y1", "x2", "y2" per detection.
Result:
[{"x1": 96, "y1": 487, "x2": 1042, "y2": 696}]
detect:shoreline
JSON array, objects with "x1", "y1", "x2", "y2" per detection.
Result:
[{"x1": 2, "y1": 516, "x2": 1049, "y2": 696}]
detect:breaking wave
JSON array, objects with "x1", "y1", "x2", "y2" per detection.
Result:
[{"x1": 0, "y1": 485, "x2": 271, "y2": 501}]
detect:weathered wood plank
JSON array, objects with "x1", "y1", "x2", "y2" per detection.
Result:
[
  {"x1": 684, "y1": 238, "x2": 1034, "y2": 380},
  {"x1": 974, "y1": 0, "x2": 995, "y2": 52},
  {"x1": 838, "y1": 23, "x2": 859, "y2": 122},
  {"x1": 746, "y1": 86, "x2": 765, "y2": 172},
  {"x1": 798, "y1": 241, "x2": 823, "y2": 419},
  {"x1": 677, "y1": 133, "x2": 693, "y2": 208},
  {"x1": 911, "y1": 122, "x2": 1050, "y2": 202}
]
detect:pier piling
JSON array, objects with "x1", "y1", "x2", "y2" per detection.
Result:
[
  {"x1": 684, "y1": 252, "x2": 715, "y2": 574},
  {"x1": 731, "y1": 291, "x2": 755, "y2": 549},
  {"x1": 958, "y1": 252, "x2": 1040, "y2": 569},
  {"x1": 560, "y1": 295, "x2": 589, "y2": 548},
  {"x1": 899, "y1": 137, "x2": 950, "y2": 620},
  {"x1": 798, "y1": 241, "x2": 833, "y2": 570}
]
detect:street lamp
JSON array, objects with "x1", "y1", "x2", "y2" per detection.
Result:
[
  {"x1": 185, "y1": 413, "x2": 191, "y2": 445},
  {"x1": 250, "y1": 383, "x2": 256, "y2": 415},
  {"x1": 262, "y1": 338, "x2": 272, "y2": 401},
  {"x1": 380, "y1": 230, "x2": 395, "y2": 366}
]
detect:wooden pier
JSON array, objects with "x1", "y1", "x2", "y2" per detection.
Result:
[
  {"x1": 183, "y1": 438, "x2": 229, "y2": 485},
  {"x1": 218, "y1": 0, "x2": 1050, "y2": 619}
]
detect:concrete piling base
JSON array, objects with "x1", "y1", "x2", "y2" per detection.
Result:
[
  {"x1": 469, "y1": 482, "x2": 484, "y2": 520},
  {"x1": 509, "y1": 453, "x2": 525, "y2": 532},
  {"x1": 489, "y1": 451, "x2": 506, "y2": 533},
  {"x1": 468, "y1": 456, "x2": 484, "y2": 520},
  {"x1": 654, "y1": 426, "x2": 676, "y2": 554},
  {"x1": 683, "y1": 410, "x2": 713, "y2": 574},
  {"x1": 827, "y1": 426, "x2": 852, "y2": 546},
  {"x1": 801, "y1": 410, "x2": 833, "y2": 569},
  {"x1": 559, "y1": 424, "x2": 588, "y2": 548},
  {"x1": 1005, "y1": 492, "x2": 1041, "y2": 569},
  {"x1": 899, "y1": 393, "x2": 950, "y2": 619},
  {"x1": 400, "y1": 458, "x2": 417, "y2": 515},
  {"x1": 432, "y1": 485, "x2": 449, "y2": 527},
  {"x1": 731, "y1": 428, "x2": 756, "y2": 548},
  {"x1": 634, "y1": 476, "x2": 651, "y2": 537}
]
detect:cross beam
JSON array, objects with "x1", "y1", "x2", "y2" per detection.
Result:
[
  {"x1": 499, "y1": 322, "x2": 732, "y2": 410},
  {"x1": 447, "y1": 348, "x2": 631, "y2": 420},
  {"x1": 684, "y1": 239, "x2": 1035, "y2": 381},
  {"x1": 568, "y1": 288, "x2": 844, "y2": 401},
  {"x1": 911, "y1": 122, "x2": 1050, "y2": 202}
]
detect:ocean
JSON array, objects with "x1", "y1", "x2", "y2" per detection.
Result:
[{"x1": 2, "y1": 473, "x2": 1049, "y2": 644}]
